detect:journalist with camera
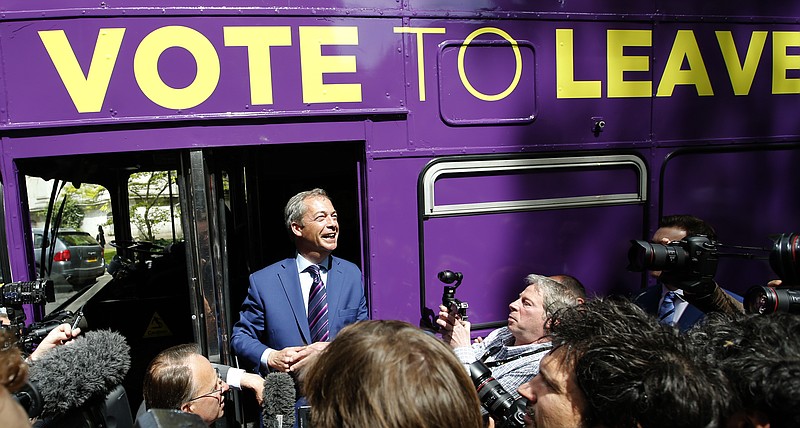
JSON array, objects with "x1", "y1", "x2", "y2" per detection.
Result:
[
  {"x1": 629, "y1": 215, "x2": 743, "y2": 330},
  {"x1": 437, "y1": 272, "x2": 582, "y2": 427}
]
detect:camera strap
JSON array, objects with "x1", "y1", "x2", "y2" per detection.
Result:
[{"x1": 480, "y1": 344, "x2": 553, "y2": 368}]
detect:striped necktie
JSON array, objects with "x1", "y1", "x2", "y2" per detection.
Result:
[
  {"x1": 658, "y1": 291, "x2": 677, "y2": 326},
  {"x1": 305, "y1": 264, "x2": 330, "y2": 343}
]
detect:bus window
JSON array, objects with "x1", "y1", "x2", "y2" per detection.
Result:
[
  {"x1": 25, "y1": 177, "x2": 112, "y2": 315},
  {"x1": 125, "y1": 171, "x2": 183, "y2": 246}
]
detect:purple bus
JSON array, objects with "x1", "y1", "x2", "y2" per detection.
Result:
[{"x1": 2, "y1": 0, "x2": 800, "y2": 421}]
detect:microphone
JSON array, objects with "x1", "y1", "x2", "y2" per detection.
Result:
[
  {"x1": 27, "y1": 329, "x2": 131, "y2": 418},
  {"x1": 262, "y1": 372, "x2": 296, "y2": 428}
]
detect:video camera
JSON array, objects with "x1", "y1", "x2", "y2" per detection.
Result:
[
  {"x1": 469, "y1": 361, "x2": 526, "y2": 428},
  {"x1": 439, "y1": 270, "x2": 469, "y2": 321},
  {"x1": 0, "y1": 279, "x2": 55, "y2": 336},
  {"x1": 1, "y1": 278, "x2": 55, "y2": 307}
]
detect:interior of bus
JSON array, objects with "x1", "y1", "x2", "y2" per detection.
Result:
[{"x1": 16, "y1": 141, "x2": 366, "y2": 418}]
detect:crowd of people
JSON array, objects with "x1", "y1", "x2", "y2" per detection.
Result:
[{"x1": 2, "y1": 190, "x2": 797, "y2": 428}]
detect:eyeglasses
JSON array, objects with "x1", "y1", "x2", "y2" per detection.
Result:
[{"x1": 187, "y1": 368, "x2": 225, "y2": 405}]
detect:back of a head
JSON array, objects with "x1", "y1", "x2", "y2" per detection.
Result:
[
  {"x1": 0, "y1": 330, "x2": 27, "y2": 393},
  {"x1": 659, "y1": 214, "x2": 717, "y2": 241},
  {"x1": 549, "y1": 274, "x2": 587, "y2": 300},
  {"x1": 548, "y1": 298, "x2": 731, "y2": 428},
  {"x1": 688, "y1": 313, "x2": 800, "y2": 428},
  {"x1": 304, "y1": 320, "x2": 482, "y2": 428},
  {"x1": 143, "y1": 344, "x2": 198, "y2": 411}
]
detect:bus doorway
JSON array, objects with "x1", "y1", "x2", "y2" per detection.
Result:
[
  {"x1": 176, "y1": 141, "x2": 367, "y2": 363},
  {"x1": 16, "y1": 140, "x2": 367, "y2": 420}
]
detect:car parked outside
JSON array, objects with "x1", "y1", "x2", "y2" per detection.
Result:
[{"x1": 33, "y1": 228, "x2": 105, "y2": 287}]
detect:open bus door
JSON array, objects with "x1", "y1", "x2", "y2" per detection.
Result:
[
  {"x1": 177, "y1": 143, "x2": 368, "y2": 427},
  {"x1": 13, "y1": 139, "x2": 366, "y2": 424}
]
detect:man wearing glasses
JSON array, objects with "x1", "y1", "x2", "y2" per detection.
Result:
[{"x1": 141, "y1": 344, "x2": 262, "y2": 425}]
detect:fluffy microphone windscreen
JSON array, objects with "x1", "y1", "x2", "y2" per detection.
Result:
[
  {"x1": 28, "y1": 329, "x2": 131, "y2": 417},
  {"x1": 262, "y1": 372, "x2": 296, "y2": 428}
]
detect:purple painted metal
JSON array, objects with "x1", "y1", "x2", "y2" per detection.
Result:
[{"x1": 2, "y1": 1, "x2": 800, "y2": 328}]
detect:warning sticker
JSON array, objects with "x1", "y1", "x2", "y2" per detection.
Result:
[{"x1": 143, "y1": 312, "x2": 173, "y2": 338}]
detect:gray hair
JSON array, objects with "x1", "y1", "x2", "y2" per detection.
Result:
[
  {"x1": 284, "y1": 188, "x2": 330, "y2": 233},
  {"x1": 523, "y1": 273, "x2": 580, "y2": 319}
]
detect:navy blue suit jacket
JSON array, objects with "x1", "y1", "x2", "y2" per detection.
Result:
[
  {"x1": 231, "y1": 256, "x2": 368, "y2": 373},
  {"x1": 633, "y1": 285, "x2": 743, "y2": 332}
]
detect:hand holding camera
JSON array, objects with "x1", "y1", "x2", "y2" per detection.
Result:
[{"x1": 435, "y1": 270, "x2": 472, "y2": 348}]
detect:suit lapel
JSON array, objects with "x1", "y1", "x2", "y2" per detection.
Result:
[
  {"x1": 279, "y1": 260, "x2": 311, "y2": 344},
  {"x1": 678, "y1": 304, "x2": 703, "y2": 332},
  {"x1": 325, "y1": 256, "x2": 344, "y2": 333}
]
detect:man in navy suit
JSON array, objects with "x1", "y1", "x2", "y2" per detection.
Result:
[
  {"x1": 633, "y1": 214, "x2": 742, "y2": 331},
  {"x1": 231, "y1": 188, "x2": 368, "y2": 374}
]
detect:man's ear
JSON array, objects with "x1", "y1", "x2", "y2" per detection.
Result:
[
  {"x1": 291, "y1": 222, "x2": 303, "y2": 237},
  {"x1": 180, "y1": 402, "x2": 193, "y2": 413}
]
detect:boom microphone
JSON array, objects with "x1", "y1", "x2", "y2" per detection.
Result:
[
  {"x1": 262, "y1": 372, "x2": 296, "y2": 428},
  {"x1": 28, "y1": 329, "x2": 131, "y2": 418}
]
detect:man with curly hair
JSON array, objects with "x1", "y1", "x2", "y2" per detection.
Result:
[
  {"x1": 517, "y1": 298, "x2": 732, "y2": 428},
  {"x1": 688, "y1": 312, "x2": 800, "y2": 428}
]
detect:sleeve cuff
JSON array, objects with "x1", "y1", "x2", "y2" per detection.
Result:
[
  {"x1": 259, "y1": 348, "x2": 275, "y2": 373},
  {"x1": 225, "y1": 367, "x2": 244, "y2": 389}
]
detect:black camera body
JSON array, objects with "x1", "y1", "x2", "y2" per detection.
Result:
[
  {"x1": 439, "y1": 270, "x2": 469, "y2": 321},
  {"x1": 0, "y1": 278, "x2": 55, "y2": 307},
  {"x1": 469, "y1": 361, "x2": 526, "y2": 428},
  {"x1": 627, "y1": 235, "x2": 718, "y2": 291},
  {"x1": 1, "y1": 279, "x2": 56, "y2": 340}
]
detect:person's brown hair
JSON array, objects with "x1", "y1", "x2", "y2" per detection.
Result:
[
  {"x1": 0, "y1": 330, "x2": 27, "y2": 392},
  {"x1": 143, "y1": 343, "x2": 198, "y2": 410},
  {"x1": 304, "y1": 320, "x2": 483, "y2": 428}
]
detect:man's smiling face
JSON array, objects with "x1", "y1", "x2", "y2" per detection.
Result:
[{"x1": 292, "y1": 196, "x2": 339, "y2": 263}]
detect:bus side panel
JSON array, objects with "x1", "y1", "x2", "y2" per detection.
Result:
[
  {"x1": 659, "y1": 146, "x2": 800, "y2": 295},
  {"x1": 418, "y1": 156, "x2": 647, "y2": 327},
  {"x1": 2, "y1": 17, "x2": 405, "y2": 126},
  {"x1": 399, "y1": 19, "x2": 653, "y2": 154},
  {"x1": 657, "y1": 0, "x2": 800, "y2": 18},
  {"x1": 652, "y1": 22, "x2": 800, "y2": 143},
  {"x1": 363, "y1": 157, "x2": 431, "y2": 321},
  {"x1": 407, "y1": 0, "x2": 657, "y2": 15},
  {"x1": 422, "y1": 206, "x2": 644, "y2": 327}
]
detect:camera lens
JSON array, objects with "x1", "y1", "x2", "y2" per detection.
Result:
[
  {"x1": 627, "y1": 240, "x2": 688, "y2": 272},
  {"x1": 744, "y1": 286, "x2": 800, "y2": 315},
  {"x1": 468, "y1": 361, "x2": 526, "y2": 427},
  {"x1": 769, "y1": 233, "x2": 800, "y2": 285}
]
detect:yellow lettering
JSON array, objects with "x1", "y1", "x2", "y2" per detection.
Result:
[
  {"x1": 299, "y1": 27, "x2": 361, "y2": 104},
  {"x1": 134, "y1": 26, "x2": 220, "y2": 110},
  {"x1": 457, "y1": 27, "x2": 522, "y2": 101},
  {"x1": 656, "y1": 30, "x2": 713, "y2": 96},
  {"x1": 224, "y1": 26, "x2": 292, "y2": 105},
  {"x1": 556, "y1": 29, "x2": 601, "y2": 99},
  {"x1": 772, "y1": 31, "x2": 800, "y2": 94},
  {"x1": 393, "y1": 27, "x2": 446, "y2": 102},
  {"x1": 716, "y1": 31, "x2": 766, "y2": 96},
  {"x1": 607, "y1": 30, "x2": 652, "y2": 98},
  {"x1": 39, "y1": 28, "x2": 125, "y2": 113}
]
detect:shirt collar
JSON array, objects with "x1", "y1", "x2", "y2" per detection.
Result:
[
  {"x1": 661, "y1": 284, "x2": 685, "y2": 301},
  {"x1": 296, "y1": 253, "x2": 331, "y2": 272}
]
